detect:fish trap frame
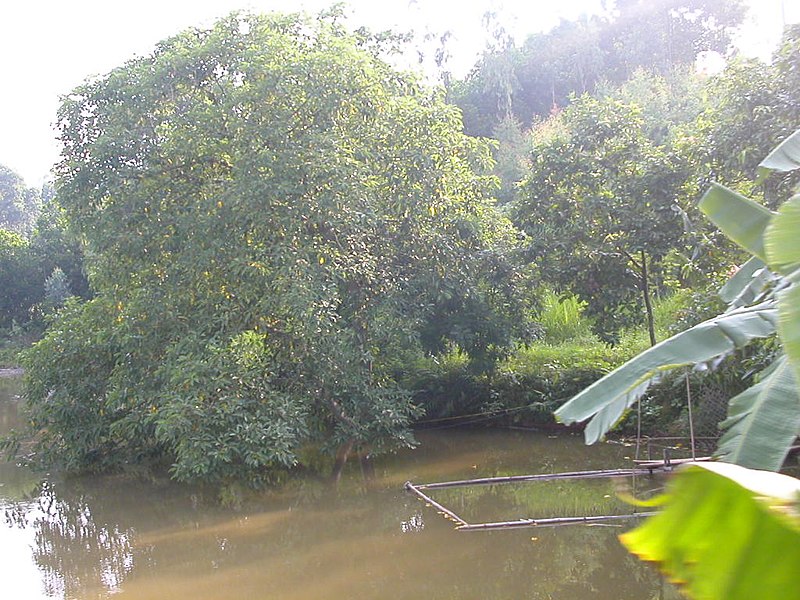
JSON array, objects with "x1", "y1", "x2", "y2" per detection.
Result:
[{"x1": 404, "y1": 457, "x2": 710, "y2": 531}]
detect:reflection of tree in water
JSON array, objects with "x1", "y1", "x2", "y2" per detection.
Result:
[
  {"x1": 17, "y1": 474, "x2": 254, "y2": 596},
  {"x1": 28, "y1": 481, "x2": 134, "y2": 598},
  {"x1": 0, "y1": 429, "x2": 685, "y2": 600}
]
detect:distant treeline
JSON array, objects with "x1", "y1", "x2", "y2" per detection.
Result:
[{"x1": 450, "y1": 0, "x2": 746, "y2": 136}]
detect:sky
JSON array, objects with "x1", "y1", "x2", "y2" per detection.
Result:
[{"x1": 1, "y1": 0, "x2": 797, "y2": 187}]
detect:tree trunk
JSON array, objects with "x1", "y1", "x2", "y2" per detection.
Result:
[
  {"x1": 330, "y1": 439, "x2": 354, "y2": 484},
  {"x1": 359, "y1": 451, "x2": 375, "y2": 483},
  {"x1": 640, "y1": 250, "x2": 657, "y2": 347}
]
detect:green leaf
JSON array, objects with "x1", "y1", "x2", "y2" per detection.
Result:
[
  {"x1": 759, "y1": 128, "x2": 800, "y2": 177},
  {"x1": 554, "y1": 301, "x2": 778, "y2": 444},
  {"x1": 698, "y1": 183, "x2": 775, "y2": 262},
  {"x1": 620, "y1": 463, "x2": 800, "y2": 600},
  {"x1": 718, "y1": 256, "x2": 771, "y2": 308},
  {"x1": 764, "y1": 194, "x2": 800, "y2": 273},
  {"x1": 765, "y1": 194, "x2": 800, "y2": 385},
  {"x1": 778, "y1": 283, "x2": 800, "y2": 387},
  {"x1": 716, "y1": 355, "x2": 800, "y2": 471}
]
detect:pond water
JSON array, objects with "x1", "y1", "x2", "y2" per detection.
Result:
[{"x1": 0, "y1": 377, "x2": 680, "y2": 599}]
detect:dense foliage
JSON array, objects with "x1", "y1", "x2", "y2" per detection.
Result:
[
  {"x1": 450, "y1": 0, "x2": 745, "y2": 136},
  {"x1": 0, "y1": 164, "x2": 41, "y2": 236},
  {"x1": 515, "y1": 94, "x2": 688, "y2": 341},
  {"x1": 686, "y1": 24, "x2": 800, "y2": 199},
  {"x1": 22, "y1": 11, "x2": 529, "y2": 484},
  {"x1": 0, "y1": 186, "x2": 87, "y2": 331},
  {"x1": 0, "y1": 229, "x2": 42, "y2": 328}
]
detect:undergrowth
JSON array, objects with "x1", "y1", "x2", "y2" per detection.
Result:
[{"x1": 405, "y1": 289, "x2": 707, "y2": 432}]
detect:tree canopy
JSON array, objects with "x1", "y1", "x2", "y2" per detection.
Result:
[
  {"x1": 23, "y1": 11, "x2": 528, "y2": 484},
  {"x1": 451, "y1": 0, "x2": 746, "y2": 136},
  {"x1": 515, "y1": 93, "x2": 687, "y2": 340},
  {"x1": 0, "y1": 164, "x2": 41, "y2": 236}
]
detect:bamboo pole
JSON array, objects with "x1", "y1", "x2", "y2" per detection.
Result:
[
  {"x1": 415, "y1": 467, "x2": 660, "y2": 490},
  {"x1": 632, "y1": 456, "x2": 712, "y2": 469},
  {"x1": 629, "y1": 436, "x2": 717, "y2": 441},
  {"x1": 405, "y1": 474, "x2": 666, "y2": 532},
  {"x1": 632, "y1": 456, "x2": 712, "y2": 465},
  {"x1": 404, "y1": 481, "x2": 469, "y2": 527},
  {"x1": 457, "y1": 512, "x2": 659, "y2": 531}
]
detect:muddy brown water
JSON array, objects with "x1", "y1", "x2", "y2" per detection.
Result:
[{"x1": 0, "y1": 377, "x2": 680, "y2": 599}]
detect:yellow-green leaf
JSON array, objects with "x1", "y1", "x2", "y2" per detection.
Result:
[{"x1": 621, "y1": 463, "x2": 800, "y2": 600}]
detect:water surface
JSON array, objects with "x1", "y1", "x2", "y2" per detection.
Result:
[{"x1": 1, "y1": 377, "x2": 679, "y2": 599}]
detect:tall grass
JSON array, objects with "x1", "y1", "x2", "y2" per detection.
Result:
[
  {"x1": 403, "y1": 289, "x2": 699, "y2": 429},
  {"x1": 536, "y1": 289, "x2": 597, "y2": 345},
  {"x1": 615, "y1": 288, "x2": 694, "y2": 351}
]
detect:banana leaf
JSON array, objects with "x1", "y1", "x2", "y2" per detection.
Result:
[
  {"x1": 758, "y1": 128, "x2": 800, "y2": 177},
  {"x1": 777, "y1": 281, "x2": 800, "y2": 386},
  {"x1": 765, "y1": 195, "x2": 800, "y2": 385},
  {"x1": 719, "y1": 256, "x2": 772, "y2": 309},
  {"x1": 621, "y1": 463, "x2": 800, "y2": 600},
  {"x1": 554, "y1": 301, "x2": 778, "y2": 444},
  {"x1": 764, "y1": 195, "x2": 800, "y2": 274},
  {"x1": 698, "y1": 183, "x2": 774, "y2": 262},
  {"x1": 716, "y1": 355, "x2": 800, "y2": 471}
]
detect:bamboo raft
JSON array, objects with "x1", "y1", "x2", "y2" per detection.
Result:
[{"x1": 404, "y1": 458, "x2": 709, "y2": 531}]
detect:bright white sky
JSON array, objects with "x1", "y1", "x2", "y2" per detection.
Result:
[{"x1": 1, "y1": 0, "x2": 797, "y2": 186}]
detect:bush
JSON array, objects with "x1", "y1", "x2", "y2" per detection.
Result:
[
  {"x1": 401, "y1": 339, "x2": 626, "y2": 429},
  {"x1": 405, "y1": 290, "x2": 708, "y2": 432}
]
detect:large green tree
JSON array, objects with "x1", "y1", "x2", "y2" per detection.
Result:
[
  {"x1": 515, "y1": 94, "x2": 687, "y2": 341},
  {"x1": 23, "y1": 11, "x2": 526, "y2": 484}
]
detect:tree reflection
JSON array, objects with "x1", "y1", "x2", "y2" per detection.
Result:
[
  {"x1": 27, "y1": 482, "x2": 134, "y2": 598},
  {"x1": 0, "y1": 429, "x2": 686, "y2": 600}
]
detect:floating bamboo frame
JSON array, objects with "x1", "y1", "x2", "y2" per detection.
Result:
[{"x1": 404, "y1": 460, "x2": 703, "y2": 531}]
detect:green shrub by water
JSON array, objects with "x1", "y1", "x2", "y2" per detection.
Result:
[{"x1": 406, "y1": 290, "x2": 703, "y2": 431}]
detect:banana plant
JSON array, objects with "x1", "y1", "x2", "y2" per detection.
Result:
[
  {"x1": 555, "y1": 129, "x2": 800, "y2": 472},
  {"x1": 554, "y1": 129, "x2": 800, "y2": 599}
]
